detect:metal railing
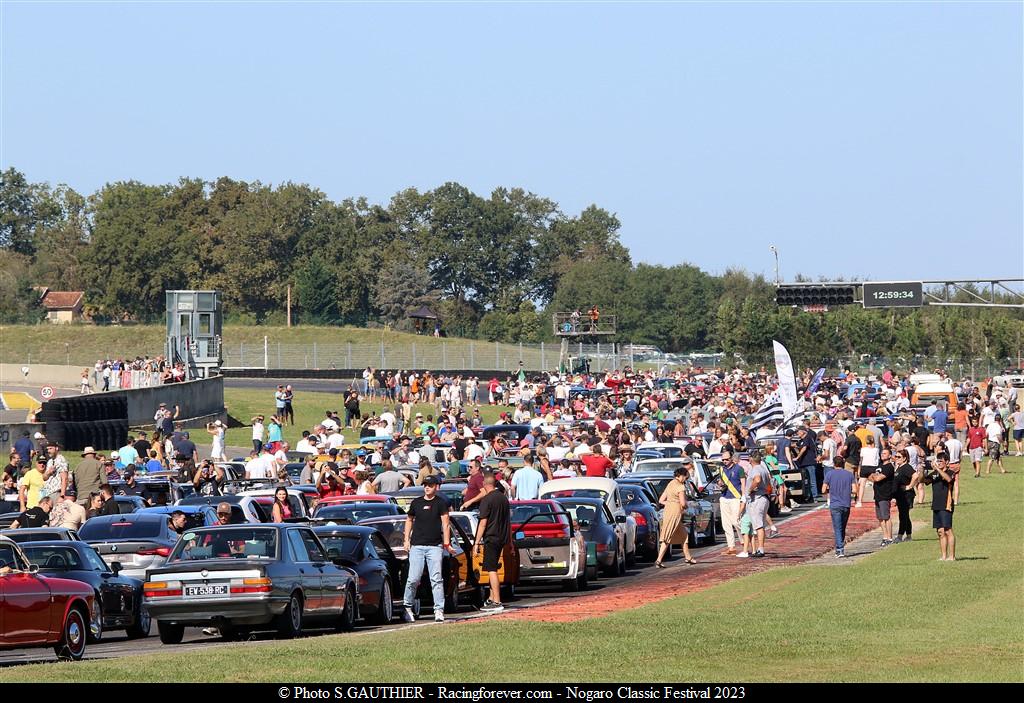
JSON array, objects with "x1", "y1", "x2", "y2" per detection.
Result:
[{"x1": 552, "y1": 312, "x2": 617, "y2": 336}]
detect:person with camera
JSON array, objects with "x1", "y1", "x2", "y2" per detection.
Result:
[
  {"x1": 868, "y1": 448, "x2": 896, "y2": 546},
  {"x1": 923, "y1": 453, "x2": 958, "y2": 561}
]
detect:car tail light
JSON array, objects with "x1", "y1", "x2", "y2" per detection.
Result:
[
  {"x1": 596, "y1": 543, "x2": 608, "y2": 553},
  {"x1": 137, "y1": 547, "x2": 172, "y2": 557},
  {"x1": 231, "y1": 577, "x2": 272, "y2": 594},
  {"x1": 144, "y1": 581, "x2": 182, "y2": 598},
  {"x1": 632, "y1": 511, "x2": 648, "y2": 527},
  {"x1": 357, "y1": 576, "x2": 368, "y2": 588}
]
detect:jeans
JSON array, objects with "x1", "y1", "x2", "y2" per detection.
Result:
[
  {"x1": 830, "y1": 507, "x2": 850, "y2": 550},
  {"x1": 404, "y1": 544, "x2": 445, "y2": 613},
  {"x1": 802, "y1": 465, "x2": 819, "y2": 499}
]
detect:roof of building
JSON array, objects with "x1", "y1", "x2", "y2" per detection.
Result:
[{"x1": 40, "y1": 290, "x2": 84, "y2": 310}]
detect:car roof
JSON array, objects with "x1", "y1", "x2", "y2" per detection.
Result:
[
  {"x1": 139, "y1": 505, "x2": 210, "y2": 515},
  {"x1": 0, "y1": 527, "x2": 75, "y2": 534},
  {"x1": 15, "y1": 540, "x2": 87, "y2": 550},
  {"x1": 83, "y1": 513, "x2": 168, "y2": 524},
  {"x1": 317, "y1": 502, "x2": 396, "y2": 510},
  {"x1": 540, "y1": 477, "x2": 617, "y2": 492},
  {"x1": 311, "y1": 525, "x2": 376, "y2": 537},
  {"x1": 552, "y1": 496, "x2": 605, "y2": 507}
]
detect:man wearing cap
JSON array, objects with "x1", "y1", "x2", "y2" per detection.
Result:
[
  {"x1": 50, "y1": 489, "x2": 86, "y2": 530},
  {"x1": 19, "y1": 458, "x2": 48, "y2": 512},
  {"x1": 12, "y1": 431, "x2": 34, "y2": 469},
  {"x1": 11, "y1": 494, "x2": 52, "y2": 529},
  {"x1": 402, "y1": 475, "x2": 452, "y2": 624},
  {"x1": 43, "y1": 443, "x2": 70, "y2": 500}
]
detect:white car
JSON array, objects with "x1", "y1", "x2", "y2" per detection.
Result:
[{"x1": 537, "y1": 477, "x2": 637, "y2": 566}]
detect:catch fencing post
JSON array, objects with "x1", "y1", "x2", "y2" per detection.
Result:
[
  {"x1": 541, "y1": 342, "x2": 545, "y2": 370},
  {"x1": 412, "y1": 343, "x2": 416, "y2": 369},
  {"x1": 277, "y1": 342, "x2": 281, "y2": 369},
  {"x1": 443, "y1": 341, "x2": 447, "y2": 370},
  {"x1": 380, "y1": 340, "x2": 385, "y2": 369},
  {"x1": 264, "y1": 336, "x2": 268, "y2": 371},
  {"x1": 313, "y1": 342, "x2": 318, "y2": 369},
  {"x1": 470, "y1": 342, "x2": 475, "y2": 369},
  {"x1": 347, "y1": 343, "x2": 352, "y2": 369},
  {"x1": 495, "y1": 342, "x2": 499, "y2": 369}
]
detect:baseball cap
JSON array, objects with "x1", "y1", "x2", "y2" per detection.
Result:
[
  {"x1": 65, "y1": 487, "x2": 77, "y2": 497},
  {"x1": 422, "y1": 475, "x2": 441, "y2": 486}
]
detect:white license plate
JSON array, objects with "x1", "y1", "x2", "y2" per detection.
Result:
[
  {"x1": 548, "y1": 561, "x2": 566, "y2": 568},
  {"x1": 183, "y1": 584, "x2": 228, "y2": 597}
]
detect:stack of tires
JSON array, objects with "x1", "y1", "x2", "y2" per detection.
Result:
[{"x1": 36, "y1": 394, "x2": 129, "y2": 451}]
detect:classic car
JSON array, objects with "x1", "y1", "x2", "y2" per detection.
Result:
[
  {"x1": 144, "y1": 524, "x2": 358, "y2": 643},
  {"x1": 537, "y1": 477, "x2": 637, "y2": 565},
  {"x1": 553, "y1": 497, "x2": 623, "y2": 578},
  {"x1": 311, "y1": 524, "x2": 407, "y2": 624},
  {"x1": 613, "y1": 481, "x2": 662, "y2": 559},
  {"x1": 391, "y1": 484, "x2": 467, "y2": 513},
  {"x1": 177, "y1": 494, "x2": 270, "y2": 523},
  {"x1": 0, "y1": 536, "x2": 96, "y2": 660},
  {"x1": 19, "y1": 540, "x2": 150, "y2": 640},
  {"x1": 138, "y1": 505, "x2": 220, "y2": 528},
  {"x1": 509, "y1": 500, "x2": 588, "y2": 591}
]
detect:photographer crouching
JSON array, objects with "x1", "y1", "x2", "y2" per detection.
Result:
[{"x1": 923, "y1": 453, "x2": 958, "y2": 561}]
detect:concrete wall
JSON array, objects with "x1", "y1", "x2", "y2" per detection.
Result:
[
  {"x1": 118, "y1": 376, "x2": 226, "y2": 427},
  {"x1": 0, "y1": 363, "x2": 88, "y2": 389}
]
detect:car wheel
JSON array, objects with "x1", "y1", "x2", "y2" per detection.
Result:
[
  {"x1": 125, "y1": 604, "x2": 151, "y2": 639},
  {"x1": 337, "y1": 586, "x2": 356, "y2": 631},
  {"x1": 54, "y1": 607, "x2": 88, "y2": 661},
  {"x1": 373, "y1": 580, "x2": 394, "y2": 625},
  {"x1": 576, "y1": 562, "x2": 589, "y2": 590},
  {"x1": 409, "y1": 598, "x2": 422, "y2": 619},
  {"x1": 87, "y1": 599, "x2": 103, "y2": 644},
  {"x1": 276, "y1": 592, "x2": 303, "y2": 638},
  {"x1": 219, "y1": 622, "x2": 241, "y2": 641},
  {"x1": 157, "y1": 620, "x2": 184, "y2": 645},
  {"x1": 443, "y1": 586, "x2": 458, "y2": 614},
  {"x1": 617, "y1": 547, "x2": 627, "y2": 576},
  {"x1": 602, "y1": 551, "x2": 619, "y2": 578},
  {"x1": 469, "y1": 584, "x2": 486, "y2": 609},
  {"x1": 587, "y1": 565, "x2": 599, "y2": 582},
  {"x1": 625, "y1": 545, "x2": 636, "y2": 568},
  {"x1": 561, "y1": 573, "x2": 580, "y2": 592},
  {"x1": 499, "y1": 583, "x2": 516, "y2": 601}
]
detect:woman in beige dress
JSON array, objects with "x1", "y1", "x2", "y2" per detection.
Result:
[{"x1": 655, "y1": 467, "x2": 696, "y2": 567}]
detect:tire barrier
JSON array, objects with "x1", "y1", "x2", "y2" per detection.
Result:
[{"x1": 45, "y1": 419, "x2": 128, "y2": 452}]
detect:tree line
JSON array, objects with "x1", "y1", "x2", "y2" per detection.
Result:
[{"x1": 1, "y1": 167, "x2": 1020, "y2": 368}]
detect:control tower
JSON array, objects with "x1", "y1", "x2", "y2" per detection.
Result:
[
  {"x1": 166, "y1": 290, "x2": 223, "y2": 379},
  {"x1": 552, "y1": 310, "x2": 616, "y2": 374}
]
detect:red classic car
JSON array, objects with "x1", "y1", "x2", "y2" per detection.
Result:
[{"x1": 0, "y1": 536, "x2": 95, "y2": 661}]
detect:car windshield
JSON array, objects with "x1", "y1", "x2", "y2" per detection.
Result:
[
  {"x1": 366, "y1": 520, "x2": 405, "y2": 554},
  {"x1": 317, "y1": 534, "x2": 361, "y2": 557},
  {"x1": 0, "y1": 543, "x2": 25, "y2": 570},
  {"x1": 3, "y1": 531, "x2": 63, "y2": 543},
  {"x1": 169, "y1": 528, "x2": 279, "y2": 561},
  {"x1": 511, "y1": 504, "x2": 557, "y2": 524},
  {"x1": 546, "y1": 489, "x2": 607, "y2": 501},
  {"x1": 559, "y1": 503, "x2": 600, "y2": 526},
  {"x1": 21, "y1": 545, "x2": 83, "y2": 570},
  {"x1": 80, "y1": 519, "x2": 162, "y2": 540},
  {"x1": 315, "y1": 505, "x2": 395, "y2": 523},
  {"x1": 618, "y1": 487, "x2": 648, "y2": 505}
]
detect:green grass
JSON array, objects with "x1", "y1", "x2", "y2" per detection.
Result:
[
  {"x1": 220, "y1": 388, "x2": 506, "y2": 448},
  {"x1": 0, "y1": 324, "x2": 552, "y2": 370},
  {"x1": 4, "y1": 456, "x2": 1021, "y2": 682}
]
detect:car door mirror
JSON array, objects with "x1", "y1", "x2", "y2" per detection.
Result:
[
  {"x1": 615, "y1": 515, "x2": 627, "y2": 524},
  {"x1": 515, "y1": 531, "x2": 525, "y2": 540},
  {"x1": 110, "y1": 562, "x2": 122, "y2": 576},
  {"x1": 27, "y1": 563, "x2": 40, "y2": 574}
]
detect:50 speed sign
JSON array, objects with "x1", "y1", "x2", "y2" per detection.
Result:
[{"x1": 40, "y1": 385, "x2": 54, "y2": 400}]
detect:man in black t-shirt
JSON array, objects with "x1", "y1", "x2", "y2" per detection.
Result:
[
  {"x1": 868, "y1": 448, "x2": 896, "y2": 545},
  {"x1": 401, "y1": 475, "x2": 451, "y2": 623},
  {"x1": 924, "y1": 453, "x2": 957, "y2": 561},
  {"x1": 475, "y1": 474, "x2": 510, "y2": 612},
  {"x1": 11, "y1": 495, "x2": 52, "y2": 529}
]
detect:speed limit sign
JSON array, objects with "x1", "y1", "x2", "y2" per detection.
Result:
[{"x1": 40, "y1": 385, "x2": 54, "y2": 400}]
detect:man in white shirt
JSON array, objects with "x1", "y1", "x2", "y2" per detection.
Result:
[
  {"x1": 251, "y1": 416, "x2": 265, "y2": 452},
  {"x1": 321, "y1": 412, "x2": 339, "y2": 433},
  {"x1": 379, "y1": 410, "x2": 397, "y2": 435},
  {"x1": 326, "y1": 429, "x2": 345, "y2": 451},
  {"x1": 465, "y1": 441, "x2": 485, "y2": 462},
  {"x1": 980, "y1": 403, "x2": 996, "y2": 429},
  {"x1": 245, "y1": 450, "x2": 273, "y2": 480},
  {"x1": 295, "y1": 433, "x2": 316, "y2": 454},
  {"x1": 273, "y1": 442, "x2": 290, "y2": 474}
]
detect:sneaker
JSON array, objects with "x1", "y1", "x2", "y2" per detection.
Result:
[
  {"x1": 202, "y1": 627, "x2": 219, "y2": 636},
  {"x1": 855, "y1": 501, "x2": 863, "y2": 508},
  {"x1": 836, "y1": 550, "x2": 846, "y2": 558},
  {"x1": 751, "y1": 551, "x2": 765, "y2": 558},
  {"x1": 736, "y1": 551, "x2": 750, "y2": 558},
  {"x1": 481, "y1": 600, "x2": 504, "y2": 613},
  {"x1": 724, "y1": 548, "x2": 737, "y2": 555},
  {"x1": 779, "y1": 507, "x2": 792, "y2": 514},
  {"x1": 402, "y1": 607, "x2": 416, "y2": 623},
  {"x1": 768, "y1": 526, "x2": 779, "y2": 538},
  {"x1": 434, "y1": 610, "x2": 445, "y2": 623},
  {"x1": 903, "y1": 535, "x2": 912, "y2": 542},
  {"x1": 881, "y1": 539, "x2": 892, "y2": 547}
]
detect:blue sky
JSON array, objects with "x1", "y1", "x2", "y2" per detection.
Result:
[{"x1": 2, "y1": 1, "x2": 1022, "y2": 282}]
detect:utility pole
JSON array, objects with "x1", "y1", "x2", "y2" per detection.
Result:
[
  {"x1": 287, "y1": 284, "x2": 292, "y2": 328},
  {"x1": 769, "y1": 245, "x2": 780, "y2": 285}
]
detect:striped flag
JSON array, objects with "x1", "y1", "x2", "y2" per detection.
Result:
[{"x1": 749, "y1": 390, "x2": 784, "y2": 431}]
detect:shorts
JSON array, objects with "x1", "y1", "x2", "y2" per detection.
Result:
[
  {"x1": 932, "y1": 509, "x2": 954, "y2": 530},
  {"x1": 746, "y1": 496, "x2": 769, "y2": 531},
  {"x1": 482, "y1": 540, "x2": 503, "y2": 572},
  {"x1": 874, "y1": 500, "x2": 891, "y2": 520},
  {"x1": 859, "y1": 466, "x2": 876, "y2": 479},
  {"x1": 988, "y1": 442, "x2": 1001, "y2": 459},
  {"x1": 970, "y1": 447, "x2": 984, "y2": 463},
  {"x1": 739, "y1": 514, "x2": 754, "y2": 536},
  {"x1": 1013, "y1": 429, "x2": 1024, "y2": 441}
]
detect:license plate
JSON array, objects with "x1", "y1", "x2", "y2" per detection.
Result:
[
  {"x1": 548, "y1": 562, "x2": 566, "y2": 568},
  {"x1": 183, "y1": 584, "x2": 228, "y2": 597}
]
